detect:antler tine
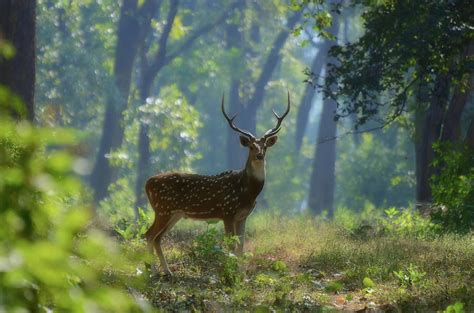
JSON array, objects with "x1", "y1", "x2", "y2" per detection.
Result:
[
  {"x1": 263, "y1": 91, "x2": 291, "y2": 138},
  {"x1": 221, "y1": 94, "x2": 255, "y2": 139}
]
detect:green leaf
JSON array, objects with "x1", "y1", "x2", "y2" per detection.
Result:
[{"x1": 363, "y1": 277, "x2": 375, "y2": 288}]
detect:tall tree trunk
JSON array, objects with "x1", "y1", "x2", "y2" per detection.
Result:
[
  {"x1": 0, "y1": 0, "x2": 36, "y2": 121},
  {"x1": 416, "y1": 74, "x2": 450, "y2": 207},
  {"x1": 466, "y1": 118, "x2": 474, "y2": 149},
  {"x1": 225, "y1": 5, "x2": 245, "y2": 169},
  {"x1": 295, "y1": 48, "x2": 327, "y2": 152},
  {"x1": 440, "y1": 43, "x2": 474, "y2": 142},
  {"x1": 307, "y1": 13, "x2": 340, "y2": 217},
  {"x1": 90, "y1": 0, "x2": 159, "y2": 204}
]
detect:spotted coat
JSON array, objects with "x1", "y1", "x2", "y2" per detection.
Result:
[{"x1": 145, "y1": 170, "x2": 264, "y2": 221}]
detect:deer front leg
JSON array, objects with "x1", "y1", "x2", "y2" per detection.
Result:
[
  {"x1": 223, "y1": 218, "x2": 236, "y2": 235},
  {"x1": 235, "y1": 218, "x2": 247, "y2": 255},
  {"x1": 223, "y1": 218, "x2": 239, "y2": 252}
]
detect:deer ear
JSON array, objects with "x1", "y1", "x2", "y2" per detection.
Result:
[
  {"x1": 240, "y1": 136, "x2": 251, "y2": 147},
  {"x1": 265, "y1": 136, "x2": 278, "y2": 147}
]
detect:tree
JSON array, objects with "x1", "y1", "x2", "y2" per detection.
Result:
[
  {"x1": 307, "y1": 12, "x2": 340, "y2": 216},
  {"x1": 0, "y1": 0, "x2": 36, "y2": 120},
  {"x1": 133, "y1": 1, "x2": 240, "y2": 210},
  {"x1": 90, "y1": 0, "x2": 159, "y2": 204},
  {"x1": 317, "y1": 0, "x2": 473, "y2": 209},
  {"x1": 225, "y1": 10, "x2": 303, "y2": 168}
]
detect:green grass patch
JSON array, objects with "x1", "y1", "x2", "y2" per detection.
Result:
[{"x1": 112, "y1": 211, "x2": 473, "y2": 311}]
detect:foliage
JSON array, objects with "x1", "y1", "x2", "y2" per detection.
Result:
[
  {"x1": 336, "y1": 130, "x2": 415, "y2": 210},
  {"x1": 380, "y1": 207, "x2": 440, "y2": 239},
  {"x1": 36, "y1": 0, "x2": 118, "y2": 129},
  {"x1": 393, "y1": 263, "x2": 426, "y2": 289},
  {"x1": 0, "y1": 114, "x2": 142, "y2": 311},
  {"x1": 431, "y1": 142, "x2": 474, "y2": 233},
  {"x1": 114, "y1": 208, "x2": 151, "y2": 241},
  {"x1": 320, "y1": 0, "x2": 472, "y2": 127},
  {"x1": 99, "y1": 85, "x2": 203, "y2": 216},
  {"x1": 192, "y1": 226, "x2": 243, "y2": 286},
  {"x1": 444, "y1": 301, "x2": 465, "y2": 313},
  {"x1": 110, "y1": 213, "x2": 473, "y2": 311}
]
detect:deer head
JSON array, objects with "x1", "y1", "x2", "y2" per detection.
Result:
[{"x1": 221, "y1": 92, "x2": 290, "y2": 180}]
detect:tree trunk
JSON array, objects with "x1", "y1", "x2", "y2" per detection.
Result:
[
  {"x1": 441, "y1": 43, "x2": 473, "y2": 143},
  {"x1": 0, "y1": 0, "x2": 36, "y2": 121},
  {"x1": 90, "y1": 0, "x2": 159, "y2": 204},
  {"x1": 295, "y1": 46, "x2": 327, "y2": 152},
  {"x1": 416, "y1": 74, "x2": 450, "y2": 207},
  {"x1": 308, "y1": 96, "x2": 338, "y2": 216},
  {"x1": 225, "y1": 6, "x2": 245, "y2": 169},
  {"x1": 307, "y1": 13, "x2": 340, "y2": 217}
]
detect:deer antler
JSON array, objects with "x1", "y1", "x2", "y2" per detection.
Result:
[
  {"x1": 221, "y1": 95, "x2": 255, "y2": 139},
  {"x1": 263, "y1": 91, "x2": 291, "y2": 139}
]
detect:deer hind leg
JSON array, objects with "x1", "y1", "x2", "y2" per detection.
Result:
[{"x1": 146, "y1": 213, "x2": 181, "y2": 276}]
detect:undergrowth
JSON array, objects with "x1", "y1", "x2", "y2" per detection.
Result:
[{"x1": 108, "y1": 208, "x2": 473, "y2": 312}]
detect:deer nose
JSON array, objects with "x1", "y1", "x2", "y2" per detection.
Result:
[{"x1": 256, "y1": 153, "x2": 264, "y2": 160}]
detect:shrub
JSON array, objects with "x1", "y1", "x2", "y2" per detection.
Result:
[
  {"x1": 192, "y1": 226, "x2": 243, "y2": 286},
  {"x1": 431, "y1": 142, "x2": 474, "y2": 233},
  {"x1": 0, "y1": 116, "x2": 142, "y2": 311}
]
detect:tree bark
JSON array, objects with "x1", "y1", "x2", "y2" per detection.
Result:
[
  {"x1": 90, "y1": 0, "x2": 159, "y2": 204},
  {"x1": 307, "y1": 13, "x2": 340, "y2": 217},
  {"x1": 416, "y1": 74, "x2": 450, "y2": 207},
  {"x1": 0, "y1": 0, "x2": 36, "y2": 121},
  {"x1": 295, "y1": 47, "x2": 327, "y2": 152},
  {"x1": 225, "y1": 5, "x2": 245, "y2": 169}
]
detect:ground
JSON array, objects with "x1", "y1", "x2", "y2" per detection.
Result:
[{"x1": 109, "y1": 212, "x2": 473, "y2": 312}]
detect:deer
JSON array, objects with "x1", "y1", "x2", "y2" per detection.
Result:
[{"x1": 144, "y1": 93, "x2": 290, "y2": 276}]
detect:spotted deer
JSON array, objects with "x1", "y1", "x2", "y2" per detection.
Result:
[{"x1": 145, "y1": 93, "x2": 290, "y2": 276}]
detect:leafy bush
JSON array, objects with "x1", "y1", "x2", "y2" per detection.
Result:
[
  {"x1": 431, "y1": 142, "x2": 474, "y2": 233},
  {"x1": 381, "y1": 207, "x2": 439, "y2": 239},
  {"x1": 0, "y1": 116, "x2": 142, "y2": 311},
  {"x1": 334, "y1": 207, "x2": 439, "y2": 239},
  {"x1": 115, "y1": 208, "x2": 151, "y2": 241},
  {"x1": 336, "y1": 131, "x2": 415, "y2": 211},
  {"x1": 393, "y1": 264, "x2": 426, "y2": 289},
  {"x1": 192, "y1": 226, "x2": 243, "y2": 286}
]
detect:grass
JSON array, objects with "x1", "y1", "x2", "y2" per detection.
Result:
[{"x1": 111, "y1": 212, "x2": 474, "y2": 312}]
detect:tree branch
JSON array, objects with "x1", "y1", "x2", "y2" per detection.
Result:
[
  {"x1": 164, "y1": 1, "x2": 240, "y2": 64},
  {"x1": 316, "y1": 78, "x2": 417, "y2": 145},
  {"x1": 145, "y1": 0, "x2": 179, "y2": 81}
]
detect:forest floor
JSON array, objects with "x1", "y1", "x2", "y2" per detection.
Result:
[{"x1": 111, "y1": 213, "x2": 473, "y2": 312}]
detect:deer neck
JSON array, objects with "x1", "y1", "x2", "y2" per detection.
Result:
[{"x1": 244, "y1": 158, "x2": 266, "y2": 189}]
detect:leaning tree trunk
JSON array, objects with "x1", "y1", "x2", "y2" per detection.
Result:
[
  {"x1": 307, "y1": 13, "x2": 340, "y2": 217},
  {"x1": 0, "y1": 0, "x2": 36, "y2": 121}
]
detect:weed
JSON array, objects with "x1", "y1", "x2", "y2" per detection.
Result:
[
  {"x1": 393, "y1": 263, "x2": 426, "y2": 289},
  {"x1": 191, "y1": 225, "x2": 243, "y2": 286}
]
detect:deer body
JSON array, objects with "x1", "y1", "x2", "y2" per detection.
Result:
[{"x1": 145, "y1": 94, "x2": 290, "y2": 276}]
